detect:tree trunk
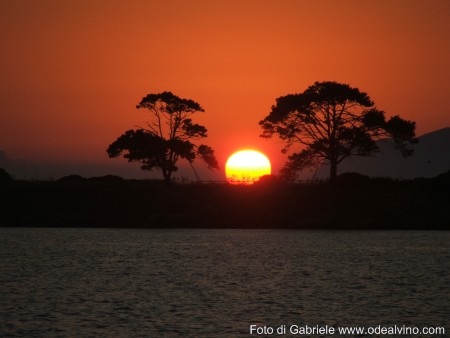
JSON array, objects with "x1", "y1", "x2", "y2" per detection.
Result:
[
  {"x1": 329, "y1": 157, "x2": 337, "y2": 182},
  {"x1": 163, "y1": 171, "x2": 172, "y2": 185},
  {"x1": 162, "y1": 167, "x2": 172, "y2": 185}
]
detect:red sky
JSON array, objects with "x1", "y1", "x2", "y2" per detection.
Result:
[{"x1": 1, "y1": 0, "x2": 450, "y2": 180}]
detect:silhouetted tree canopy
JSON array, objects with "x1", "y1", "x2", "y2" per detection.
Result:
[
  {"x1": 107, "y1": 92, "x2": 218, "y2": 183},
  {"x1": 260, "y1": 81, "x2": 417, "y2": 181}
]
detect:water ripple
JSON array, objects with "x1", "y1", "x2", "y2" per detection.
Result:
[{"x1": 1, "y1": 228, "x2": 449, "y2": 337}]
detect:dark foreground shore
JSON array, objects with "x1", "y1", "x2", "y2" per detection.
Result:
[{"x1": 1, "y1": 172, "x2": 449, "y2": 230}]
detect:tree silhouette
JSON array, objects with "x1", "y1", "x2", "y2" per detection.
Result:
[
  {"x1": 260, "y1": 81, "x2": 417, "y2": 181},
  {"x1": 107, "y1": 92, "x2": 218, "y2": 184}
]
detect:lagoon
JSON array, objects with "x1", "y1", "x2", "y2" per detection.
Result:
[{"x1": 1, "y1": 228, "x2": 449, "y2": 337}]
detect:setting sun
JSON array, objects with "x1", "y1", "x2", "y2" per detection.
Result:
[{"x1": 225, "y1": 150, "x2": 271, "y2": 184}]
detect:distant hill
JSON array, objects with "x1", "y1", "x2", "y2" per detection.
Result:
[
  {"x1": 316, "y1": 127, "x2": 450, "y2": 179},
  {"x1": 0, "y1": 150, "x2": 152, "y2": 180},
  {"x1": 0, "y1": 150, "x2": 215, "y2": 181}
]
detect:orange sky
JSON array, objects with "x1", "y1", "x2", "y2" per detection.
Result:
[{"x1": 1, "y1": 0, "x2": 450, "y2": 180}]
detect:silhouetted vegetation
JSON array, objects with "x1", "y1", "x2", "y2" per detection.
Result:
[
  {"x1": 88, "y1": 175, "x2": 124, "y2": 182},
  {"x1": 1, "y1": 173, "x2": 449, "y2": 230},
  {"x1": 260, "y1": 81, "x2": 417, "y2": 181},
  {"x1": 57, "y1": 174, "x2": 86, "y2": 182},
  {"x1": 0, "y1": 168, "x2": 12, "y2": 182},
  {"x1": 107, "y1": 92, "x2": 219, "y2": 184}
]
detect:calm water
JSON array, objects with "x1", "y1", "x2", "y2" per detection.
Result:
[{"x1": 1, "y1": 228, "x2": 449, "y2": 337}]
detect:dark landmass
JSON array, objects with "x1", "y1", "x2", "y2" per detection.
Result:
[
  {"x1": 316, "y1": 127, "x2": 450, "y2": 179},
  {"x1": 1, "y1": 171, "x2": 449, "y2": 230}
]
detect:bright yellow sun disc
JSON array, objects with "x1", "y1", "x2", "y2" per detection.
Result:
[{"x1": 225, "y1": 150, "x2": 271, "y2": 184}]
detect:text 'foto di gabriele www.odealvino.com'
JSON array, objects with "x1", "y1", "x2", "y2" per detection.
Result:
[{"x1": 249, "y1": 324, "x2": 446, "y2": 336}]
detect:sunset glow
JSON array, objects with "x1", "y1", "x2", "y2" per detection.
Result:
[
  {"x1": 225, "y1": 150, "x2": 271, "y2": 184},
  {"x1": 0, "y1": 1, "x2": 450, "y2": 180}
]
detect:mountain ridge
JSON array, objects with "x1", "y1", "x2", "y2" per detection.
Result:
[{"x1": 316, "y1": 127, "x2": 450, "y2": 179}]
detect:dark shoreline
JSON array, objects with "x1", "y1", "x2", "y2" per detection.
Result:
[{"x1": 1, "y1": 173, "x2": 449, "y2": 230}]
